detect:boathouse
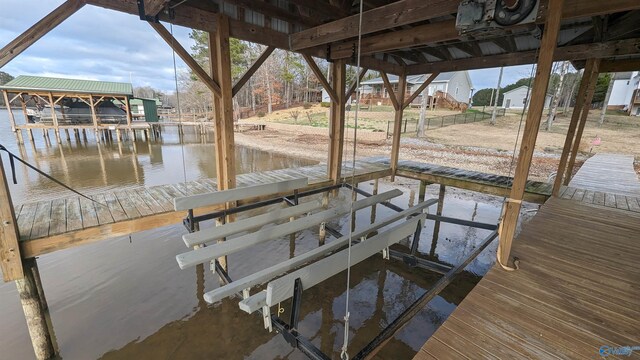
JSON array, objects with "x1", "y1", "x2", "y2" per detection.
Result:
[{"x1": 0, "y1": 0, "x2": 639, "y2": 359}]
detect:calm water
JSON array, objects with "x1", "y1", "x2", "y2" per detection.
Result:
[{"x1": 0, "y1": 109, "x2": 503, "y2": 359}]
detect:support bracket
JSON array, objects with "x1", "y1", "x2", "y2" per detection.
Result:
[{"x1": 136, "y1": 0, "x2": 160, "y2": 22}]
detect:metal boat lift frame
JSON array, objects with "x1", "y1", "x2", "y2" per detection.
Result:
[{"x1": 180, "y1": 182, "x2": 498, "y2": 360}]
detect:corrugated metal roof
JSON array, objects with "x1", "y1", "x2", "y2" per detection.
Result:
[{"x1": 0, "y1": 75, "x2": 133, "y2": 95}]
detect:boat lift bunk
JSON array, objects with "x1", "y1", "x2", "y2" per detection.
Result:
[{"x1": 171, "y1": 178, "x2": 499, "y2": 360}]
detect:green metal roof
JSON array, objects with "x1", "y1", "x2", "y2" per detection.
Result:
[{"x1": 0, "y1": 75, "x2": 133, "y2": 96}]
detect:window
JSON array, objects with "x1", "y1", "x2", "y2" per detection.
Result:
[{"x1": 455, "y1": 87, "x2": 459, "y2": 95}]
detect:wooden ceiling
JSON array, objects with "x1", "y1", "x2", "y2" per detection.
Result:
[{"x1": 86, "y1": 0, "x2": 640, "y2": 74}]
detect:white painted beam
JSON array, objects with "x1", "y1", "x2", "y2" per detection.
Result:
[
  {"x1": 173, "y1": 178, "x2": 308, "y2": 211},
  {"x1": 239, "y1": 214, "x2": 426, "y2": 314},
  {"x1": 183, "y1": 200, "x2": 323, "y2": 248},
  {"x1": 204, "y1": 199, "x2": 437, "y2": 304},
  {"x1": 176, "y1": 189, "x2": 403, "y2": 269}
]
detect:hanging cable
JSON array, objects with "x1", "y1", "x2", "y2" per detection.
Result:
[
  {"x1": 496, "y1": 51, "x2": 540, "y2": 272},
  {"x1": 340, "y1": 1, "x2": 365, "y2": 359},
  {"x1": 169, "y1": 23, "x2": 189, "y2": 190}
]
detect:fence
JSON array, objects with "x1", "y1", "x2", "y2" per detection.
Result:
[{"x1": 386, "y1": 108, "x2": 507, "y2": 138}]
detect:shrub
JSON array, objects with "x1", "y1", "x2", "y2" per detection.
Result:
[
  {"x1": 257, "y1": 111, "x2": 266, "y2": 117},
  {"x1": 303, "y1": 102, "x2": 312, "y2": 109},
  {"x1": 320, "y1": 102, "x2": 330, "y2": 108}
]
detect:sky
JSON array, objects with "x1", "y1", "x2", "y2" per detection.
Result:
[{"x1": 1, "y1": 0, "x2": 534, "y2": 93}]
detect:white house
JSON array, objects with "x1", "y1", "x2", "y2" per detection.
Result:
[
  {"x1": 359, "y1": 71, "x2": 473, "y2": 104},
  {"x1": 607, "y1": 71, "x2": 640, "y2": 116},
  {"x1": 501, "y1": 86, "x2": 552, "y2": 109}
]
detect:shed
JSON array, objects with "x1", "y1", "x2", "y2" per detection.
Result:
[
  {"x1": 128, "y1": 98, "x2": 160, "y2": 122},
  {"x1": 501, "y1": 85, "x2": 552, "y2": 109}
]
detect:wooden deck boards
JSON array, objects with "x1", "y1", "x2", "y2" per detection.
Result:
[
  {"x1": 569, "y1": 153, "x2": 640, "y2": 198},
  {"x1": 416, "y1": 198, "x2": 640, "y2": 360},
  {"x1": 16, "y1": 161, "x2": 391, "y2": 257}
]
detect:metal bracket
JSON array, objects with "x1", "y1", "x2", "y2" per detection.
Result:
[
  {"x1": 136, "y1": 0, "x2": 160, "y2": 22},
  {"x1": 325, "y1": 44, "x2": 332, "y2": 62}
]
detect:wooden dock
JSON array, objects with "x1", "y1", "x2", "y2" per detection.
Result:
[
  {"x1": 568, "y1": 153, "x2": 640, "y2": 198},
  {"x1": 416, "y1": 198, "x2": 640, "y2": 359},
  {"x1": 15, "y1": 161, "x2": 390, "y2": 258}
]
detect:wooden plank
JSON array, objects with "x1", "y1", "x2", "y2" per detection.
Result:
[
  {"x1": 615, "y1": 194, "x2": 629, "y2": 210},
  {"x1": 146, "y1": 187, "x2": 174, "y2": 212},
  {"x1": 176, "y1": 189, "x2": 403, "y2": 269},
  {"x1": 290, "y1": 0, "x2": 458, "y2": 50},
  {"x1": 136, "y1": 189, "x2": 166, "y2": 214},
  {"x1": 248, "y1": 214, "x2": 425, "y2": 313},
  {"x1": 604, "y1": 192, "x2": 617, "y2": 207},
  {"x1": 204, "y1": 199, "x2": 437, "y2": 304},
  {"x1": 627, "y1": 197, "x2": 640, "y2": 212},
  {"x1": 114, "y1": 191, "x2": 141, "y2": 219},
  {"x1": 16, "y1": 202, "x2": 38, "y2": 241},
  {"x1": 79, "y1": 197, "x2": 99, "y2": 228},
  {"x1": 48, "y1": 198, "x2": 67, "y2": 236},
  {"x1": 103, "y1": 193, "x2": 128, "y2": 222},
  {"x1": 126, "y1": 190, "x2": 154, "y2": 216},
  {"x1": 91, "y1": 194, "x2": 114, "y2": 225},
  {"x1": 174, "y1": 178, "x2": 307, "y2": 210},
  {"x1": 183, "y1": 200, "x2": 323, "y2": 247},
  {"x1": 65, "y1": 197, "x2": 83, "y2": 231},
  {"x1": 29, "y1": 201, "x2": 52, "y2": 240},
  {"x1": 0, "y1": 0, "x2": 85, "y2": 68}
]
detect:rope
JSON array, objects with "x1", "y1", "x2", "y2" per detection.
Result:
[
  {"x1": 0, "y1": 144, "x2": 108, "y2": 208},
  {"x1": 170, "y1": 23, "x2": 189, "y2": 190},
  {"x1": 340, "y1": 1, "x2": 364, "y2": 359},
  {"x1": 497, "y1": 54, "x2": 539, "y2": 271}
]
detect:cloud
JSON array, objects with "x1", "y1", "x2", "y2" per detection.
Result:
[{"x1": 0, "y1": 0, "x2": 193, "y2": 92}]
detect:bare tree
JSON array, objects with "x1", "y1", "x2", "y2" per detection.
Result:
[
  {"x1": 289, "y1": 110, "x2": 300, "y2": 124},
  {"x1": 546, "y1": 61, "x2": 569, "y2": 131}
]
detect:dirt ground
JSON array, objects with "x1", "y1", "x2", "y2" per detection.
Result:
[{"x1": 236, "y1": 105, "x2": 639, "y2": 182}]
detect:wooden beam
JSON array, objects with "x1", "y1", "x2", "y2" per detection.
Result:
[
  {"x1": 0, "y1": 155, "x2": 23, "y2": 281},
  {"x1": 552, "y1": 59, "x2": 597, "y2": 196},
  {"x1": 212, "y1": 16, "x2": 236, "y2": 191},
  {"x1": 498, "y1": 0, "x2": 565, "y2": 267},
  {"x1": 328, "y1": 59, "x2": 347, "y2": 183},
  {"x1": 290, "y1": 0, "x2": 459, "y2": 50},
  {"x1": 218, "y1": 0, "x2": 317, "y2": 27},
  {"x1": 232, "y1": 46, "x2": 275, "y2": 96},
  {"x1": 330, "y1": 20, "x2": 459, "y2": 59},
  {"x1": 564, "y1": 60, "x2": 601, "y2": 186},
  {"x1": 149, "y1": 21, "x2": 222, "y2": 97},
  {"x1": 0, "y1": 0, "x2": 84, "y2": 68},
  {"x1": 144, "y1": 0, "x2": 169, "y2": 16},
  {"x1": 406, "y1": 38, "x2": 640, "y2": 75},
  {"x1": 380, "y1": 72, "x2": 399, "y2": 111},
  {"x1": 345, "y1": 67, "x2": 368, "y2": 100},
  {"x1": 599, "y1": 58, "x2": 640, "y2": 72},
  {"x1": 2, "y1": 91, "x2": 17, "y2": 132},
  {"x1": 390, "y1": 72, "x2": 407, "y2": 179},
  {"x1": 403, "y1": 72, "x2": 439, "y2": 109},
  {"x1": 303, "y1": 54, "x2": 337, "y2": 103}
]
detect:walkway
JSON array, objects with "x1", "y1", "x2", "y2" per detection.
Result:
[
  {"x1": 15, "y1": 160, "x2": 390, "y2": 258},
  {"x1": 415, "y1": 153, "x2": 640, "y2": 359},
  {"x1": 416, "y1": 198, "x2": 640, "y2": 359},
  {"x1": 568, "y1": 153, "x2": 640, "y2": 197}
]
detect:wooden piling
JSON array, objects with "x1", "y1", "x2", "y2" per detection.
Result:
[
  {"x1": 16, "y1": 258, "x2": 55, "y2": 360},
  {"x1": 418, "y1": 180, "x2": 427, "y2": 202},
  {"x1": 430, "y1": 184, "x2": 446, "y2": 257}
]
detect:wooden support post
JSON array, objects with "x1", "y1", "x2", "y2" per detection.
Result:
[
  {"x1": 28, "y1": 129, "x2": 34, "y2": 143},
  {"x1": 370, "y1": 178, "x2": 379, "y2": 224},
  {"x1": 328, "y1": 58, "x2": 347, "y2": 183},
  {"x1": 552, "y1": 59, "x2": 598, "y2": 196},
  {"x1": 2, "y1": 91, "x2": 17, "y2": 132},
  {"x1": 64, "y1": 129, "x2": 70, "y2": 141},
  {"x1": 89, "y1": 95, "x2": 99, "y2": 143},
  {"x1": 211, "y1": 16, "x2": 237, "y2": 272},
  {"x1": 564, "y1": 61, "x2": 601, "y2": 185},
  {"x1": 232, "y1": 46, "x2": 275, "y2": 96},
  {"x1": 124, "y1": 96, "x2": 133, "y2": 136},
  {"x1": 16, "y1": 258, "x2": 55, "y2": 360},
  {"x1": 0, "y1": 155, "x2": 23, "y2": 281},
  {"x1": 498, "y1": 0, "x2": 565, "y2": 267},
  {"x1": 47, "y1": 92, "x2": 61, "y2": 144},
  {"x1": 430, "y1": 184, "x2": 446, "y2": 257},
  {"x1": 418, "y1": 180, "x2": 428, "y2": 202},
  {"x1": 389, "y1": 71, "x2": 407, "y2": 181}
]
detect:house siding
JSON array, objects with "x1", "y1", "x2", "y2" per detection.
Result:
[
  {"x1": 501, "y1": 86, "x2": 552, "y2": 109},
  {"x1": 447, "y1": 72, "x2": 472, "y2": 103}
]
